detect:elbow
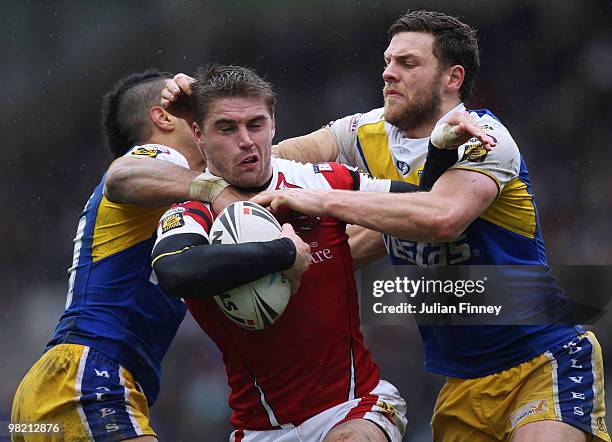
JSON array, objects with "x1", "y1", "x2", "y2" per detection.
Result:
[
  {"x1": 154, "y1": 263, "x2": 187, "y2": 298},
  {"x1": 155, "y1": 259, "x2": 216, "y2": 298},
  {"x1": 427, "y1": 212, "x2": 467, "y2": 243}
]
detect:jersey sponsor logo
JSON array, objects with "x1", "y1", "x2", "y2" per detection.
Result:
[
  {"x1": 510, "y1": 399, "x2": 548, "y2": 428},
  {"x1": 106, "y1": 423, "x2": 120, "y2": 432},
  {"x1": 95, "y1": 386, "x2": 110, "y2": 401},
  {"x1": 461, "y1": 142, "x2": 488, "y2": 163},
  {"x1": 161, "y1": 212, "x2": 185, "y2": 233},
  {"x1": 94, "y1": 369, "x2": 110, "y2": 378},
  {"x1": 396, "y1": 160, "x2": 410, "y2": 175},
  {"x1": 140, "y1": 144, "x2": 170, "y2": 154},
  {"x1": 349, "y1": 114, "x2": 362, "y2": 133},
  {"x1": 130, "y1": 146, "x2": 166, "y2": 158},
  {"x1": 310, "y1": 247, "x2": 333, "y2": 264},
  {"x1": 163, "y1": 206, "x2": 186, "y2": 217},
  {"x1": 100, "y1": 407, "x2": 116, "y2": 418},
  {"x1": 307, "y1": 242, "x2": 334, "y2": 263},
  {"x1": 376, "y1": 400, "x2": 397, "y2": 424},
  {"x1": 313, "y1": 163, "x2": 333, "y2": 173},
  {"x1": 289, "y1": 212, "x2": 321, "y2": 232},
  {"x1": 598, "y1": 417, "x2": 608, "y2": 433},
  {"x1": 385, "y1": 235, "x2": 471, "y2": 267}
]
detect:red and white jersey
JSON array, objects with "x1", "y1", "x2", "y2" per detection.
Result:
[{"x1": 155, "y1": 158, "x2": 389, "y2": 430}]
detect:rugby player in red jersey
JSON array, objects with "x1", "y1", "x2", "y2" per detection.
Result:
[{"x1": 151, "y1": 64, "x2": 478, "y2": 441}]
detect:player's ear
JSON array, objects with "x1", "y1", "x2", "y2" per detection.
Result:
[
  {"x1": 446, "y1": 65, "x2": 465, "y2": 96},
  {"x1": 150, "y1": 106, "x2": 174, "y2": 132},
  {"x1": 270, "y1": 114, "x2": 276, "y2": 139},
  {"x1": 192, "y1": 122, "x2": 203, "y2": 145}
]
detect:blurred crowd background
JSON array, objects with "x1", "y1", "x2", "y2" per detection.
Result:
[{"x1": 2, "y1": 1, "x2": 611, "y2": 440}]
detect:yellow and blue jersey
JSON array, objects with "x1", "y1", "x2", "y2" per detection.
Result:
[
  {"x1": 329, "y1": 105, "x2": 583, "y2": 378},
  {"x1": 47, "y1": 144, "x2": 188, "y2": 405}
]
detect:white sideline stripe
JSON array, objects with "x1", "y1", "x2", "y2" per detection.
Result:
[
  {"x1": 545, "y1": 350, "x2": 562, "y2": 420},
  {"x1": 254, "y1": 378, "x2": 293, "y2": 429},
  {"x1": 120, "y1": 367, "x2": 143, "y2": 435},
  {"x1": 585, "y1": 334, "x2": 599, "y2": 435},
  {"x1": 66, "y1": 214, "x2": 87, "y2": 309},
  {"x1": 348, "y1": 348, "x2": 356, "y2": 401},
  {"x1": 75, "y1": 346, "x2": 95, "y2": 440}
]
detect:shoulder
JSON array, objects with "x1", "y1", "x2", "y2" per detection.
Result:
[
  {"x1": 467, "y1": 109, "x2": 513, "y2": 138},
  {"x1": 272, "y1": 158, "x2": 357, "y2": 190},
  {"x1": 467, "y1": 109, "x2": 520, "y2": 158},
  {"x1": 123, "y1": 143, "x2": 190, "y2": 168},
  {"x1": 159, "y1": 201, "x2": 213, "y2": 233},
  {"x1": 327, "y1": 107, "x2": 385, "y2": 135},
  {"x1": 451, "y1": 109, "x2": 522, "y2": 191}
]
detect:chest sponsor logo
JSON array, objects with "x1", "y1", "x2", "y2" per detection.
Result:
[
  {"x1": 385, "y1": 235, "x2": 471, "y2": 267},
  {"x1": 396, "y1": 160, "x2": 410, "y2": 175},
  {"x1": 161, "y1": 212, "x2": 185, "y2": 233},
  {"x1": 510, "y1": 400, "x2": 548, "y2": 428},
  {"x1": 291, "y1": 213, "x2": 321, "y2": 232},
  {"x1": 310, "y1": 246, "x2": 333, "y2": 264}
]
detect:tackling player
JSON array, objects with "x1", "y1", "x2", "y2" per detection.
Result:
[
  {"x1": 250, "y1": 11, "x2": 609, "y2": 442},
  {"x1": 10, "y1": 69, "x2": 223, "y2": 441},
  {"x1": 151, "y1": 64, "x2": 471, "y2": 442}
]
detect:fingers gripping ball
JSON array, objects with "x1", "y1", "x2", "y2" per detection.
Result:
[{"x1": 210, "y1": 202, "x2": 291, "y2": 330}]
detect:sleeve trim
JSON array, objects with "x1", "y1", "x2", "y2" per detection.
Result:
[
  {"x1": 448, "y1": 166, "x2": 502, "y2": 197},
  {"x1": 151, "y1": 246, "x2": 193, "y2": 266}
]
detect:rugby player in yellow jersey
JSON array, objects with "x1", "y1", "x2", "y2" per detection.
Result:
[
  {"x1": 249, "y1": 11, "x2": 609, "y2": 442},
  {"x1": 10, "y1": 69, "x2": 236, "y2": 441}
]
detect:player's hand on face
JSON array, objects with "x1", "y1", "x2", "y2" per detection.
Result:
[
  {"x1": 431, "y1": 111, "x2": 497, "y2": 151},
  {"x1": 160, "y1": 73, "x2": 196, "y2": 122},
  {"x1": 251, "y1": 189, "x2": 328, "y2": 217},
  {"x1": 279, "y1": 223, "x2": 311, "y2": 295}
]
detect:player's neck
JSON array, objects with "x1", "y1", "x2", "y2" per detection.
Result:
[{"x1": 148, "y1": 134, "x2": 207, "y2": 172}]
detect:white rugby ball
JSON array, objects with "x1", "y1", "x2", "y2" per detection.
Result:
[{"x1": 210, "y1": 201, "x2": 291, "y2": 330}]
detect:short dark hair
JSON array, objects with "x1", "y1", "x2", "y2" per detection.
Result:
[
  {"x1": 101, "y1": 69, "x2": 172, "y2": 158},
  {"x1": 388, "y1": 10, "x2": 480, "y2": 101},
  {"x1": 191, "y1": 64, "x2": 276, "y2": 126}
]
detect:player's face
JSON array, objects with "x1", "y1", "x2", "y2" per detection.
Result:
[
  {"x1": 382, "y1": 31, "x2": 444, "y2": 133},
  {"x1": 196, "y1": 96, "x2": 275, "y2": 188}
]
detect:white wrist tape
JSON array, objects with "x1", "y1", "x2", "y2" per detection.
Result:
[
  {"x1": 430, "y1": 122, "x2": 463, "y2": 149},
  {"x1": 189, "y1": 171, "x2": 230, "y2": 203}
]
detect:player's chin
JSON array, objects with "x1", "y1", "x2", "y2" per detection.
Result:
[
  {"x1": 233, "y1": 173, "x2": 263, "y2": 189},
  {"x1": 383, "y1": 103, "x2": 404, "y2": 126}
]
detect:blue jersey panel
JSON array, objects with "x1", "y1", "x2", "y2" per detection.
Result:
[
  {"x1": 384, "y1": 149, "x2": 582, "y2": 378},
  {"x1": 48, "y1": 176, "x2": 186, "y2": 404}
]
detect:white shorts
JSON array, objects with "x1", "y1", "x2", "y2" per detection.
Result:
[{"x1": 230, "y1": 379, "x2": 407, "y2": 442}]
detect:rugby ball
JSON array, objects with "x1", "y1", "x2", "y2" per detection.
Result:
[{"x1": 210, "y1": 201, "x2": 291, "y2": 330}]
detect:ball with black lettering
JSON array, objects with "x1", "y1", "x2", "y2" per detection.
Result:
[{"x1": 210, "y1": 201, "x2": 291, "y2": 330}]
